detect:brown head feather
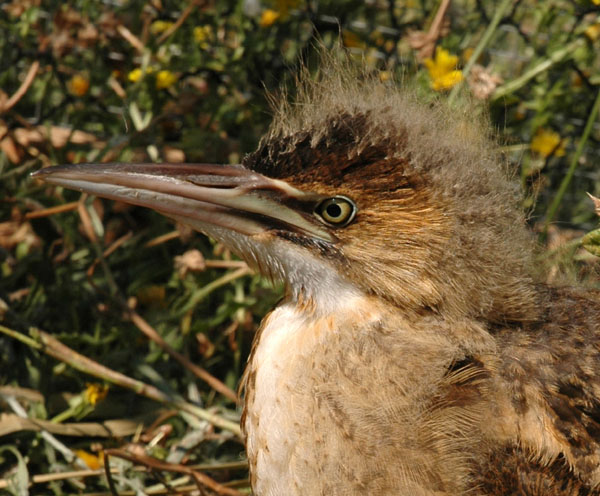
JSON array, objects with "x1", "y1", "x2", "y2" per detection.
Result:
[{"x1": 243, "y1": 56, "x2": 539, "y2": 324}]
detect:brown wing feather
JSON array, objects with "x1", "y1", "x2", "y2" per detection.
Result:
[
  {"x1": 475, "y1": 447, "x2": 592, "y2": 495},
  {"x1": 481, "y1": 286, "x2": 600, "y2": 494}
]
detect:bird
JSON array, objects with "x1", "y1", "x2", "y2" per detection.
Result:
[{"x1": 33, "y1": 57, "x2": 600, "y2": 495}]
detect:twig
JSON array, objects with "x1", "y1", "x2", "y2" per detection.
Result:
[
  {"x1": 429, "y1": 0, "x2": 451, "y2": 40},
  {"x1": 77, "y1": 199, "x2": 98, "y2": 243},
  {"x1": 107, "y1": 76, "x2": 127, "y2": 99},
  {"x1": 544, "y1": 86, "x2": 600, "y2": 231},
  {"x1": 128, "y1": 310, "x2": 238, "y2": 402},
  {"x1": 1, "y1": 394, "x2": 87, "y2": 469},
  {"x1": 157, "y1": 0, "x2": 207, "y2": 44},
  {"x1": 145, "y1": 230, "x2": 180, "y2": 247},
  {"x1": 205, "y1": 260, "x2": 248, "y2": 269},
  {"x1": 103, "y1": 451, "x2": 119, "y2": 496},
  {"x1": 178, "y1": 267, "x2": 252, "y2": 315},
  {"x1": 408, "y1": 0, "x2": 451, "y2": 60},
  {"x1": 104, "y1": 449, "x2": 244, "y2": 496},
  {"x1": 0, "y1": 412, "x2": 143, "y2": 438},
  {"x1": 64, "y1": 221, "x2": 238, "y2": 402},
  {"x1": 0, "y1": 324, "x2": 41, "y2": 349},
  {"x1": 86, "y1": 231, "x2": 133, "y2": 278},
  {"x1": 448, "y1": 0, "x2": 513, "y2": 102},
  {"x1": 0, "y1": 468, "x2": 119, "y2": 490},
  {"x1": 0, "y1": 159, "x2": 38, "y2": 179},
  {"x1": 103, "y1": 231, "x2": 134, "y2": 258},
  {"x1": 117, "y1": 25, "x2": 146, "y2": 54},
  {"x1": 492, "y1": 38, "x2": 584, "y2": 101},
  {"x1": 0, "y1": 61, "x2": 40, "y2": 113},
  {"x1": 25, "y1": 201, "x2": 79, "y2": 219},
  {"x1": 189, "y1": 461, "x2": 248, "y2": 472},
  {"x1": 83, "y1": 485, "x2": 206, "y2": 496},
  {"x1": 0, "y1": 324, "x2": 241, "y2": 436}
]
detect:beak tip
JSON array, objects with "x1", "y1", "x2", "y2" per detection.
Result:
[
  {"x1": 31, "y1": 168, "x2": 49, "y2": 181},
  {"x1": 32, "y1": 165, "x2": 65, "y2": 179}
]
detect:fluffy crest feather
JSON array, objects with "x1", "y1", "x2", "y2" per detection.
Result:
[{"x1": 244, "y1": 53, "x2": 539, "y2": 324}]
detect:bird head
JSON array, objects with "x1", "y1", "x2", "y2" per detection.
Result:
[{"x1": 33, "y1": 61, "x2": 539, "y2": 324}]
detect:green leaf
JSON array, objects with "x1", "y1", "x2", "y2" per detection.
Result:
[
  {"x1": 0, "y1": 446, "x2": 29, "y2": 496},
  {"x1": 582, "y1": 228, "x2": 600, "y2": 257}
]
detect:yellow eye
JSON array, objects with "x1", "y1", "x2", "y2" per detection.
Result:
[{"x1": 315, "y1": 196, "x2": 357, "y2": 227}]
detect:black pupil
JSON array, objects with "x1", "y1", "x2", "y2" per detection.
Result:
[{"x1": 326, "y1": 203, "x2": 343, "y2": 218}]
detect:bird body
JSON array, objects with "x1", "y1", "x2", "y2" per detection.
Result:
[
  {"x1": 244, "y1": 294, "x2": 484, "y2": 495},
  {"x1": 243, "y1": 279, "x2": 600, "y2": 495},
  {"x1": 34, "y1": 56, "x2": 600, "y2": 495}
]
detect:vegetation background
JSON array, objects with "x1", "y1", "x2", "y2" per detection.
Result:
[{"x1": 1, "y1": 0, "x2": 599, "y2": 494}]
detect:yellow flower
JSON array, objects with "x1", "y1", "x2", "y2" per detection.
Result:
[
  {"x1": 593, "y1": 0, "x2": 600, "y2": 4},
  {"x1": 194, "y1": 25, "x2": 212, "y2": 49},
  {"x1": 423, "y1": 47, "x2": 464, "y2": 91},
  {"x1": 531, "y1": 128, "x2": 567, "y2": 158},
  {"x1": 342, "y1": 30, "x2": 363, "y2": 48},
  {"x1": 128, "y1": 67, "x2": 156, "y2": 83},
  {"x1": 156, "y1": 70, "x2": 177, "y2": 90},
  {"x1": 150, "y1": 20, "x2": 174, "y2": 35},
  {"x1": 260, "y1": 9, "x2": 280, "y2": 27},
  {"x1": 75, "y1": 450, "x2": 104, "y2": 470},
  {"x1": 384, "y1": 40, "x2": 396, "y2": 53},
  {"x1": 585, "y1": 23, "x2": 600, "y2": 42},
  {"x1": 128, "y1": 68, "x2": 143, "y2": 83},
  {"x1": 379, "y1": 71, "x2": 392, "y2": 82},
  {"x1": 68, "y1": 74, "x2": 90, "y2": 96},
  {"x1": 83, "y1": 383, "x2": 108, "y2": 406}
]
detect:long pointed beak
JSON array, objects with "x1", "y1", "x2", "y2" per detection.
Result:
[{"x1": 32, "y1": 163, "x2": 334, "y2": 242}]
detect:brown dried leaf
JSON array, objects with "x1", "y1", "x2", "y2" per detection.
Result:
[
  {"x1": 406, "y1": 18, "x2": 449, "y2": 60},
  {"x1": 588, "y1": 193, "x2": 600, "y2": 217},
  {"x1": 407, "y1": 31, "x2": 436, "y2": 61},
  {"x1": 0, "y1": 136, "x2": 23, "y2": 163},
  {"x1": 174, "y1": 249, "x2": 206, "y2": 277},
  {"x1": 0, "y1": 413, "x2": 142, "y2": 437},
  {"x1": 468, "y1": 65, "x2": 503, "y2": 100},
  {"x1": 3, "y1": 0, "x2": 41, "y2": 17},
  {"x1": 13, "y1": 125, "x2": 102, "y2": 148},
  {"x1": 163, "y1": 146, "x2": 185, "y2": 163},
  {"x1": 77, "y1": 23, "x2": 99, "y2": 46},
  {"x1": 95, "y1": 12, "x2": 120, "y2": 42},
  {"x1": 196, "y1": 332, "x2": 215, "y2": 358},
  {"x1": 8, "y1": 288, "x2": 30, "y2": 302},
  {"x1": 0, "y1": 208, "x2": 41, "y2": 250}
]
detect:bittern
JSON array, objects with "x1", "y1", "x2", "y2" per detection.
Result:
[{"x1": 34, "y1": 61, "x2": 600, "y2": 495}]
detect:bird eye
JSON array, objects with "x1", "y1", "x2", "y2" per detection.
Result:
[{"x1": 315, "y1": 196, "x2": 357, "y2": 227}]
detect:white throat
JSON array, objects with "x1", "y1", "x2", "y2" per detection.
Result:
[{"x1": 181, "y1": 218, "x2": 361, "y2": 312}]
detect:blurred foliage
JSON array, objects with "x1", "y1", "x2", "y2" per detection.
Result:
[{"x1": 0, "y1": 0, "x2": 599, "y2": 493}]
